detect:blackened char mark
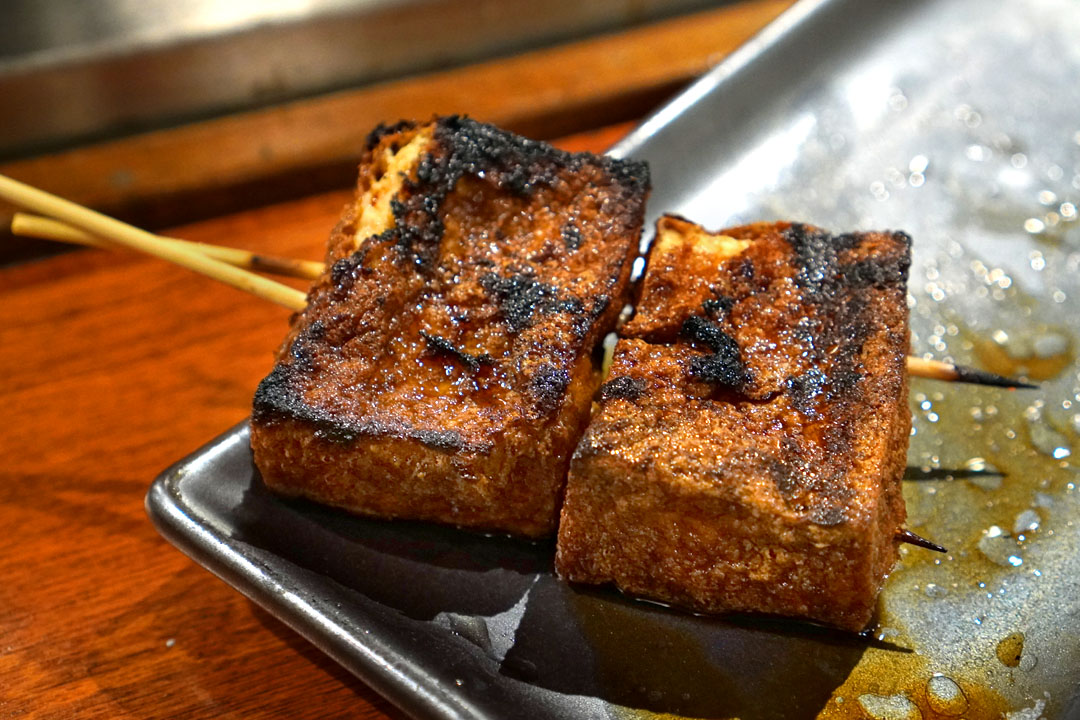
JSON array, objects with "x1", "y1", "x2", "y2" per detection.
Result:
[
  {"x1": 761, "y1": 442, "x2": 852, "y2": 526},
  {"x1": 682, "y1": 315, "x2": 734, "y2": 351},
  {"x1": 376, "y1": 115, "x2": 650, "y2": 272},
  {"x1": 577, "y1": 294, "x2": 611, "y2": 340},
  {"x1": 825, "y1": 297, "x2": 870, "y2": 401},
  {"x1": 681, "y1": 315, "x2": 751, "y2": 389},
  {"x1": 254, "y1": 366, "x2": 475, "y2": 452},
  {"x1": 785, "y1": 224, "x2": 912, "y2": 296},
  {"x1": 702, "y1": 294, "x2": 735, "y2": 320},
  {"x1": 420, "y1": 115, "x2": 650, "y2": 197},
  {"x1": 786, "y1": 368, "x2": 826, "y2": 418},
  {"x1": 252, "y1": 364, "x2": 300, "y2": 425},
  {"x1": 810, "y1": 504, "x2": 846, "y2": 526},
  {"x1": 481, "y1": 272, "x2": 557, "y2": 333},
  {"x1": 844, "y1": 249, "x2": 911, "y2": 290},
  {"x1": 420, "y1": 331, "x2": 493, "y2": 373},
  {"x1": 481, "y1": 271, "x2": 587, "y2": 334},
  {"x1": 363, "y1": 120, "x2": 416, "y2": 152},
  {"x1": 738, "y1": 258, "x2": 755, "y2": 280},
  {"x1": 783, "y1": 223, "x2": 858, "y2": 294},
  {"x1": 766, "y1": 454, "x2": 799, "y2": 497},
  {"x1": 781, "y1": 225, "x2": 913, "y2": 407},
  {"x1": 330, "y1": 256, "x2": 359, "y2": 287},
  {"x1": 413, "y1": 429, "x2": 466, "y2": 452},
  {"x1": 691, "y1": 353, "x2": 750, "y2": 390},
  {"x1": 390, "y1": 195, "x2": 444, "y2": 270},
  {"x1": 600, "y1": 375, "x2": 645, "y2": 402},
  {"x1": 252, "y1": 363, "x2": 362, "y2": 445},
  {"x1": 561, "y1": 222, "x2": 584, "y2": 252},
  {"x1": 530, "y1": 364, "x2": 570, "y2": 415},
  {"x1": 284, "y1": 319, "x2": 329, "y2": 374},
  {"x1": 329, "y1": 250, "x2": 375, "y2": 298}
]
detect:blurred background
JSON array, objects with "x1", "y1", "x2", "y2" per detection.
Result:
[{"x1": 0, "y1": 0, "x2": 790, "y2": 261}]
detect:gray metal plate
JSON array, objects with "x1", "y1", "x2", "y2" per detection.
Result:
[{"x1": 148, "y1": 0, "x2": 1080, "y2": 717}]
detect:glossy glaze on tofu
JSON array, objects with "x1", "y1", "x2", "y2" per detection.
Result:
[
  {"x1": 250, "y1": 116, "x2": 649, "y2": 538},
  {"x1": 556, "y1": 216, "x2": 911, "y2": 630}
]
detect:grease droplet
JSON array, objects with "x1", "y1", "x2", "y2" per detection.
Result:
[
  {"x1": 857, "y1": 693, "x2": 922, "y2": 720},
  {"x1": 979, "y1": 526, "x2": 1023, "y2": 567},
  {"x1": 1013, "y1": 509, "x2": 1041, "y2": 536},
  {"x1": 996, "y1": 632, "x2": 1025, "y2": 668},
  {"x1": 1006, "y1": 698, "x2": 1046, "y2": 720},
  {"x1": 926, "y1": 675, "x2": 967, "y2": 716},
  {"x1": 924, "y1": 583, "x2": 949, "y2": 599}
]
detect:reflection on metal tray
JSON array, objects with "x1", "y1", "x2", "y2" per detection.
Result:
[{"x1": 148, "y1": 0, "x2": 1080, "y2": 717}]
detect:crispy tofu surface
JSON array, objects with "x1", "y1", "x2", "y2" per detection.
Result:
[
  {"x1": 556, "y1": 217, "x2": 911, "y2": 629},
  {"x1": 251, "y1": 117, "x2": 649, "y2": 537}
]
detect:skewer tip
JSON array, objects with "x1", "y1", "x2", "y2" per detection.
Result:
[
  {"x1": 896, "y1": 528, "x2": 947, "y2": 553},
  {"x1": 951, "y1": 363, "x2": 1038, "y2": 390}
]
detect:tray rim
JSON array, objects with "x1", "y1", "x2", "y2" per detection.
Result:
[{"x1": 147, "y1": 422, "x2": 488, "y2": 720}]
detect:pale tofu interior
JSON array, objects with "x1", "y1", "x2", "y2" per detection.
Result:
[
  {"x1": 349, "y1": 128, "x2": 433, "y2": 252},
  {"x1": 654, "y1": 216, "x2": 750, "y2": 263}
]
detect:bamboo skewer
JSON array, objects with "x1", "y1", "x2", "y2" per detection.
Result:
[
  {"x1": 895, "y1": 528, "x2": 947, "y2": 553},
  {"x1": 905, "y1": 356, "x2": 1035, "y2": 389},
  {"x1": 0, "y1": 176, "x2": 1039, "y2": 390},
  {"x1": 0, "y1": 174, "x2": 308, "y2": 312},
  {"x1": 11, "y1": 213, "x2": 324, "y2": 281}
]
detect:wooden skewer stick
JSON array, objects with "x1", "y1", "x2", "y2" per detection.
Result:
[
  {"x1": 0, "y1": 174, "x2": 308, "y2": 312},
  {"x1": 895, "y1": 528, "x2": 947, "y2": 553},
  {"x1": 0, "y1": 176, "x2": 1044, "y2": 391},
  {"x1": 906, "y1": 356, "x2": 1036, "y2": 389},
  {"x1": 11, "y1": 213, "x2": 324, "y2": 281}
]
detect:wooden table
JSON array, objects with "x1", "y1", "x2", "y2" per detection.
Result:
[{"x1": 0, "y1": 3, "x2": 789, "y2": 717}]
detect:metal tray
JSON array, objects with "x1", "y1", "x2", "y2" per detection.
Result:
[{"x1": 147, "y1": 0, "x2": 1080, "y2": 717}]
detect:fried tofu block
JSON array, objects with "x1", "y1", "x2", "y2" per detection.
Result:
[
  {"x1": 250, "y1": 117, "x2": 649, "y2": 538},
  {"x1": 556, "y1": 216, "x2": 911, "y2": 630}
]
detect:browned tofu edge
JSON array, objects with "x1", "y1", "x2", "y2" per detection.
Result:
[
  {"x1": 556, "y1": 219, "x2": 911, "y2": 629},
  {"x1": 250, "y1": 116, "x2": 650, "y2": 537}
]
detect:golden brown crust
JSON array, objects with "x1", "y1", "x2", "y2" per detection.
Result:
[
  {"x1": 251, "y1": 116, "x2": 649, "y2": 537},
  {"x1": 556, "y1": 217, "x2": 910, "y2": 629}
]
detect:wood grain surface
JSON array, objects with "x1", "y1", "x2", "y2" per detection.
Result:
[{"x1": 0, "y1": 3, "x2": 788, "y2": 717}]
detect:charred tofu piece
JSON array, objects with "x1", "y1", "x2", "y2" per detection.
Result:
[
  {"x1": 556, "y1": 216, "x2": 911, "y2": 630},
  {"x1": 250, "y1": 116, "x2": 649, "y2": 538}
]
